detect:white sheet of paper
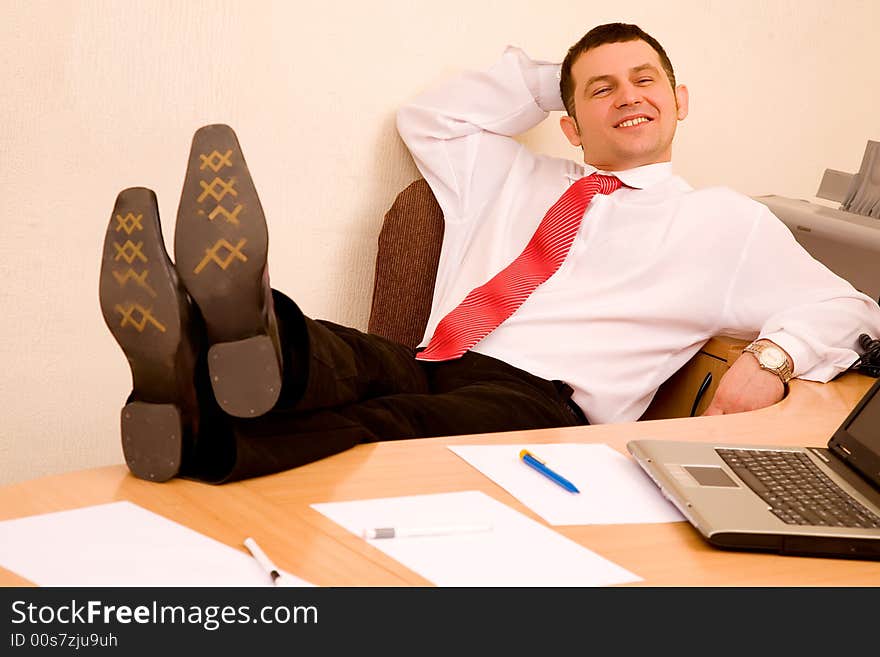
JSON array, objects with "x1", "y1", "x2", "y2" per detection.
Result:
[
  {"x1": 312, "y1": 490, "x2": 640, "y2": 586},
  {"x1": 449, "y1": 443, "x2": 685, "y2": 526},
  {"x1": 0, "y1": 501, "x2": 314, "y2": 587}
]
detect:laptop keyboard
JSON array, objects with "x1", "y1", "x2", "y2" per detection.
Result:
[{"x1": 716, "y1": 449, "x2": 880, "y2": 528}]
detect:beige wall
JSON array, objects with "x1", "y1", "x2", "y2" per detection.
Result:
[{"x1": 2, "y1": 0, "x2": 878, "y2": 485}]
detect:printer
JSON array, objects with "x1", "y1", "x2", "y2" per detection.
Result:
[{"x1": 755, "y1": 141, "x2": 880, "y2": 302}]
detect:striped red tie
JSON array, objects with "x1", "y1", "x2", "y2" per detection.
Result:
[{"x1": 416, "y1": 173, "x2": 623, "y2": 362}]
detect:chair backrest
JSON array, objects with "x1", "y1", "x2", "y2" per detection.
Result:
[{"x1": 368, "y1": 179, "x2": 444, "y2": 349}]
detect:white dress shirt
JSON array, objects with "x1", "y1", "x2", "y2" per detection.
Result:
[{"x1": 396, "y1": 46, "x2": 880, "y2": 424}]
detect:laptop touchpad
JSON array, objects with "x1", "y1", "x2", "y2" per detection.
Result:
[{"x1": 683, "y1": 465, "x2": 738, "y2": 487}]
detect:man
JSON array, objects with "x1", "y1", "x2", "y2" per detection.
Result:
[{"x1": 99, "y1": 23, "x2": 880, "y2": 484}]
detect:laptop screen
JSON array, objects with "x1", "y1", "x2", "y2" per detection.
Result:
[
  {"x1": 830, "y1": 376, "x2": 880, "y2": 488},
  {"x1": 847, "y1": 391, "x2": 880, "y2": 449}
]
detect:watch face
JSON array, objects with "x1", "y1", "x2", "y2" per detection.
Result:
[{"x1": 760, "y1": 347, "x2": 786, "y2": 369}]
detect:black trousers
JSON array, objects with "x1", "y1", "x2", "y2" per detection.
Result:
[{"x1": 190, "y1": 291, "x2": 587, "y2": 483}]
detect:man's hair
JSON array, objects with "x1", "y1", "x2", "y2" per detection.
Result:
[{"x1": 560, "y1": 23, "x2": 676, "y2": 117}]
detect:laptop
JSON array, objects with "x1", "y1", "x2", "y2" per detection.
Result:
[{"x1": 627, "y1": 377, "x2": 880, "y2": 560}]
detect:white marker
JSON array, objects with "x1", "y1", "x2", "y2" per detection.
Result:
[
  {"x1": 362, "y1": 523, "x2": 493, "y2": 539},
  {"x1": 244, "y1": 537, "x2": 297, "y2": 587}
]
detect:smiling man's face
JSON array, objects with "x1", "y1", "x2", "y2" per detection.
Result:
[{"x1": 560, "y1": 39, "x2": 689, "y2": 171}]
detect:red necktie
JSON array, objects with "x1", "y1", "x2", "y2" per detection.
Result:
[{"x1": 416, "y1": 173, "x2": 623, "y2": 362}]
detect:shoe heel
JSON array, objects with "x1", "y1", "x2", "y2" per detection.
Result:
[
  {"x1": 208, "y1": 336, "x2": 281, "y2": 417},
  {"x1": 121, "y1": 402, "x2": 184, "y2": 482}
]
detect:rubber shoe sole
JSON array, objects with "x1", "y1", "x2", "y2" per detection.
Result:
[
  {"x1": 173, "y1": 124, "x2": 282, "y2": 418},
  {"x1": 99, "y1": 187, "x2": 197, "y2": 482}
]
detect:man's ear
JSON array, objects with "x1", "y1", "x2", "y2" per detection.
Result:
[
  {"x1": 675, "y1": 84, "x2": 689, "y2": 120},
  {"x1": 560, "y1": 115, "x2": 582, "y2": 148}
]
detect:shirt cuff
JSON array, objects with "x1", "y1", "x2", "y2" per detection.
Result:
[
  {"x1": 758, "y1": 331, "x2": 817, "y2": 378},
  {"x1": 505, "y1": 45, "x2": 565, "y2": 113}
]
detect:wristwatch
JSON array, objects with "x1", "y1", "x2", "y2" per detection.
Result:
[{"x1": 743, "y1": 341, "x2": 793, "y2": 386}]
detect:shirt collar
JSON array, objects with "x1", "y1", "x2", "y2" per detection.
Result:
[{"x1": 566, "y1": 162, "x2": 674, "y2": 190}]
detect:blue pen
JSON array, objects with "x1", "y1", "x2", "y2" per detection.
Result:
[{"x1": 519, "y1": 449, "x2": 580, "y2": 494}]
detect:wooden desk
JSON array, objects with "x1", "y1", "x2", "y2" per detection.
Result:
[{"x1": 1, "y1": 373, "x2": 876, "y2": 587}]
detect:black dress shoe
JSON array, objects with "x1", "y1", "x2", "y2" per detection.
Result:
[
  {"x1": 173, "y1": 124, "x2": 283, "y2": 418},
  {"x1": 99, "y1": 187, "x2": 202, "y2": 482}
]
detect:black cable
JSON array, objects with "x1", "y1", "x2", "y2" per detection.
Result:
[
  {"x1": 690, "y1": 372, "x2": 713, "y2": 417},
  {"x1": 848, "y1": 333, "x2": 880, "y2": 377}
]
